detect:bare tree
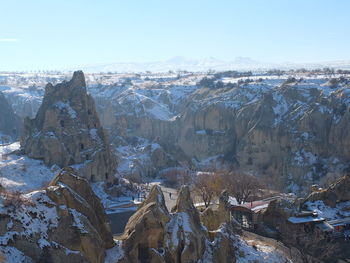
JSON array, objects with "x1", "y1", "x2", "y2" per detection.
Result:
[
  {"x1": 160, "y1": 167, "x2": 192, "y2": 188},
  {"x1": 193, "y1": 172, "x2": 222, "y2": 208},
  {"x1": 223, "y1": 171, "x2": 262, "y2": 204}
]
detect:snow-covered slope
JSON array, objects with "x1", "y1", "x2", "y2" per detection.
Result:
[{"x1": 0, "y1": 142, "x2": 55, "y2": 193}]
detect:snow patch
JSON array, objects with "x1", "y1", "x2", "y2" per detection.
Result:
[
  {"x1": 54, "y1": 101, "x2": 77, "y2": 119},
  {"x1": 104, "y1": 240, "x2": 124, "y2": 263}
]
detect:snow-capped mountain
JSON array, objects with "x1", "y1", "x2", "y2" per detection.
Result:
[
  {"x1": 72, "y1": 57, "x2": 350, "y2": 73},
  {"x1": 72, "y1": 56, "x2": 269, "y2": 73}
]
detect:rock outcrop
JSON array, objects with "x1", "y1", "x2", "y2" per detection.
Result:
[
  {"x1": 303, "y1": 174, "x2": 350, "y2": 207},
  {"x1": 94, "y1": 77, "x2": 350, "y2": 192},
  {"x1": 21, "y1": 71, "x2": 116, "y2": 182},
  {"x1": 4, "y1": 73, "x2": 350, "y2": 191},
  {"x1": 0, "y1": 91, "x2": 20, "y2": 140},
  {"x1": 200, "y1": 190, "x2": 237, "y2": 234},
  {"x1": 118, "y1": 185, "x2": 237, "y2": 263},
  {"x1": 262, "y1": 199, "x2": 296, "y2": 230},
  {"x1": 168, "y1": 186, "x2": 208, "y2": 263},
  {"x1": 119, "y1": 185, "x2": 171, "y2": 263},
  {"x1": 0, "y1": 167, "x2": 114, "y2": 263}
]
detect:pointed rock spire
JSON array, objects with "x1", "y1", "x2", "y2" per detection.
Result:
[
  {"x1": 70, "y1": 70, "x2": 86, "y2": 89},
  {"x1": 21, "y1": 71, "x2": 116, "y2": 182}
]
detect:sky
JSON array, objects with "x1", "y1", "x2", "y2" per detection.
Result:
[{"x1": 0, "y1": 0, "x2": 350, "y2": 71}]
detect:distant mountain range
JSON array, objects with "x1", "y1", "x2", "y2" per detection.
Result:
[{"x1": 72, "y1": 56, "x2": 350, "y2": 73}]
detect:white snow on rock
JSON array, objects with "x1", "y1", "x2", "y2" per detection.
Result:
[
  {"x1": 0, "y1": 246, "x2": 34, "y2": 263},
  {"x1": 0, "y1": 190, "x2": 58, "y2": 247},
  {"x1": 68, "y1": 208, "x2": 89, "y2": 234},
  {"x1": 305, "y1": 200, "x2": 350, "y2": 220},
  {"x1": 54, "y1": 101, "x2": 77, "y2": 119},
  {"x1": 104, "y1": 240, "x2": 124, "y2": 263}
]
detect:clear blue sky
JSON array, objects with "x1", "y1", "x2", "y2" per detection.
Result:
[{"x1": 1, "y1": 0, "x2": 349, "y2": 71}]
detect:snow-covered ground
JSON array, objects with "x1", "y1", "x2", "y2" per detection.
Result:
[
  {"x1": 234, "y1": 234, "x2": 291, "y2": 263},
  {"x1": 116, "y1": 137, "x2": 162, "y2": 175},
  {"x1": 0, "y1": 132, "x2": 14, "y2": 145},
  {"x1": 0, "y1": 141, "x2": 139, "y2": 215},
  {"x1": 305, "y1": 200, "x2": 350, "y2": 220},
  {"x1": 0, "y1": 142, "x2": 55, "y2": 193},
  {"x1": 0, "y1": 246, "x2": 34, "y2": 263}
]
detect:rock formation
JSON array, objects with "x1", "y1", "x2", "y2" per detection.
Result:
[
  {"x1": 0, "y1": 167, "x2": 114, "y2": 263},
  {"x1": 118, "y1": 185, "x2": 238, "y2": 263},
  {"x1": 93, "y1": 77, "x2": 350, "y2": 192},
  {"x1": 200, "y1": 190, "x2": 234, "y2": 232},
  {"x1": 0, "y1": 91, "x2": 20, "y2": 140},
  {"x1": 303, "y1": 173, "x2": 350, "y2": 207},
  {"x1": 4, "y1": 73, "x2": 350, "y2": 191},
  {"x1": 21, "y1": 71, "x2": 116, "y2": 182}
]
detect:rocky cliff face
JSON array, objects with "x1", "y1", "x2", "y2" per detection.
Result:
[
  {"x1": 3, "y1": 72, "x2": 350, "y2": 192},
  {"x1": 0, "y1": 167, "x2": 114, "y2": 263},
  {"x1": 96, "y1": 76, "x2": 350, "y2": 192},
  {"x1": 0, "y1": 91, "x2": 20, "y2": 141},
  {"x1": 20, "y1": 71, "x2": 116, "y2": 182}
]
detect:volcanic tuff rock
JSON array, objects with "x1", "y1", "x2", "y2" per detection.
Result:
[
  {"x1": 304, "y1": 173, "x2": 350, "y2": 207},
  {"x1": 200, "y1": 190, "x2": 234, "y2": 232},
  {"x1": 0, "y1": 91, "x2": 20, "y2": 140},
  {"x1": 4, "y1": 73, "x2": 350, "y2": 191},
  {"x1": 0, "y1": 167, "x2": 114, "y2": 263},
  {"x1": 118, "y1": 185, "x2": 238, "y2": 263},
  {"x1": 97, "y1": 77, "x2": 350, "y2": 192},
  {"x1": 20, "y1": 71, "x2": 116, "y2": 182}
]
